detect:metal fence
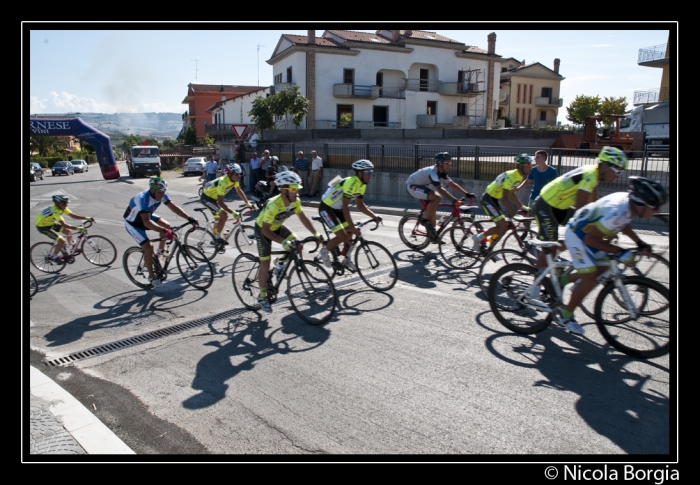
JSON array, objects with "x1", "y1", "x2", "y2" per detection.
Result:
[{"x1": 240, "y1": 143, "x2": 671, "y2": 193}]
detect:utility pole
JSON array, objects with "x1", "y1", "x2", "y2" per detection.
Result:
[
  {"x1": 257, "y1": 45, "x2": 265, "y2": 86},
  {"x1": 191, "y1": 59, "x2": 204, "y2": 83}
]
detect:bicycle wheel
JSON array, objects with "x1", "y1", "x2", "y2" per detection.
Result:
[
  {"x1": 286, "y1": 260, "x2": 337, "y2": 325},
  {"x1": 176, "y1": 245, "x2": 214, "y2": 290},
  {"x1": 398, "y1": 214, "x2": 430, "y2": 250},
  {"x1": 594, "y1": 276, "x2": 670, "y2": 359},
  {"x1": 30, "y1": 242, "x2": 66, "y2": 274},
  {"x1": 354, "y1": 241, "x2": 398, "y2": 291},
  {"x1": 234, "y1": 223, "x2": 257, "y2": 254},
  {"x1": 487, "y1": 263, "x2": 556, "y2": 334},
  {"x1": 29, "y1": 271, "x2": 38, "y2": 297},
  {"x1": 478, "y1": 249, "x2": 533, "y2": 296},
  {"x1": 498, "y1": 228, "x2": 540, "y2": 264},
  {"x1": 122, "y1": 246, "x2": 151, "y2": 288},
  {"x1": 80, "y1": 235, "x2": 117, "y2": 266},
  {"x1": 184, "y1": 227, "x2": 218, "y2": 261},
  {"x1": 439, "y1": 223, "x2": 482, "y2": 269},
  {"x1": 231, "y1": 253, "x2": 262, "y2": 310}
]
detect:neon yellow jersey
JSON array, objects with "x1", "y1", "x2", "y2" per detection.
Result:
[
  {"x1": 256, "y1": 194, "x2": 302, "y2": 231},
  {"x1": 320, "y1": 176, "x2": 366, "y2": 210},
  {"x1": 35, "y1": 204, "x2": 72, "y2": 227},
  {"x1": 485, "y1": 169, "x2": 524, "y2": 199},
  {"x1": 539, "y1": 164, "x2": 599, "y2": 210},
  {"x1": 203, "y1": 175, "x2": 239, "y2": 199}
]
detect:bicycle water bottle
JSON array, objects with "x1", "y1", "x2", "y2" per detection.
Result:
[
  {"x1": 487, "y1": 233, "x2": 499, "y2": 244},
  {"x1": 437, "y1": 214, "x2": 448, "y2": 227},
  {"x1": 274, "y1": 257, "x2": 286, "y2": 277}
]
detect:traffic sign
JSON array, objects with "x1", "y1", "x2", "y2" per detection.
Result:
[{"x1": 231, "y1": 124, "x2": 248, "y2": 140}]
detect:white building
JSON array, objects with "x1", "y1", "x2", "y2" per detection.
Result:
[{"x1": 267, "y1": 29, "x2": 504, "y2": 130}]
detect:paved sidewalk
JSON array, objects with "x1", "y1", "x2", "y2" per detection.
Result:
[{"x1": 27, "y1": 365, "x2": 134, "y2": 457}]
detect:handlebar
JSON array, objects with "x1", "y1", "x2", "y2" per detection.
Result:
[{"x1": 355, "y1": 219, "x2": 381, "y2": 231}]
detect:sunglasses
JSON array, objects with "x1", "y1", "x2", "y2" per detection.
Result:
[
  {"x1": 363, "y1": 171, "x2": 374, "y2": 175},
  {"x1": 609, "y1": 166, "x2": 623, "y2": 176},
  {"x1": 156, "y1": 189, "x2": 167, "y2": 194},
  {"x1": 284, "y1": 185, "x2": 300, "y2": 192}
]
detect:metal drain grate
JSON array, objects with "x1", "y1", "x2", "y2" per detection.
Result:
[{"x1": 44, "y1": 307, "x2": 250, "y2": 367}]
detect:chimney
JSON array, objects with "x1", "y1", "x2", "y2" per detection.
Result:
[
  {"x1": 392, "y1": 30, "x2": 400, "y2": 42},
  {"x1": 308, "y1": 30, "x2": 315, "y2": 45},
  {"x1": 554, "y1": 58, "x2": 560, "y2": 74},
  {"x1": 487, "y1": 32, "x2": 496, "y2": 55}
]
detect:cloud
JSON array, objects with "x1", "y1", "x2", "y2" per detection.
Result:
[{"x1": 29, "y1": 90, "x2": 182, "y2": 114}]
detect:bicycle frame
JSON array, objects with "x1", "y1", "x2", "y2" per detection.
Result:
[
  {"x1": 194, "y1": 204, "x2": 253, "y2": 244},
  {"x1": 416, "y1": 197, "x2": 475, "y2": 237},
  {"x1": 53, "y1": 220, "x2": 95, "y2": 259}
]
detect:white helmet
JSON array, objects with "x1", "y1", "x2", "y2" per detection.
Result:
[
  {"x1": 351, "y1": 159, "x2": 374, "y2": 171},
  {"x1": 275, "y1": 171, "x2": 303, "y2": 188}
]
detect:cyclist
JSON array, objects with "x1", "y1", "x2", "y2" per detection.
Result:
[
  {"x1": 255, "y1": 171, "x2": 324, "y2": 313},
  {"x1": 555, "y1": 176, "x2": 667, "y2": 335},
  {"x1": 471, "y1": 154, "x2": 535, "y2": 250},
  {"x1": 405, "y1": 152, "x2": 475, "y2": 242},
  {"x1": 34, "y1": 194, "x2": 94, "y2": 261},
  {"x1": 532, "y1": 146, "x2": 627, "y2": 269},
  {"x1": 124, "y1": 176, "x2": 199, "y2": 288},
  {"x1": 317, "y1": 159, "x2": 382, "y2": 271},
  {"x1": 200, "y1": 162, "x2": 253, "y2": 247}
]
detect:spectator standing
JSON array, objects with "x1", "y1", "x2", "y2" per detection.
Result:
[
  {"x1": 293, "y1": 151, "x2": 310, "y2": 196},
  {"x1": 260, "y1": 150, "x2": 272, "y2": 171},
  {"x1": 515, "y1": 149, "x2": 558, "y2": 208},
  {"x1": 247, "y1": 130, "x2": 259, "y2": 150},
  {"x1": 205, "y1": 155, "x2": 218, "y2": 182},
  {"x1": 309, "y1": 150, "x2": 324, "y2": 197},
  {"x1": 265, "y1": 156, "x2": 280, "y2": 194},
  {"x1": 249, "y1": 152, "x2": 262, "y2": 191}
]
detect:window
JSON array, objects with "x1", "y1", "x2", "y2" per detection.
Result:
[
  {"x1": 344, "y1": 69, "x2": 354, "y2": 84},
  {"x1": 376, "y1": 72, "x2": 383, "y2": 96},
  {"x1": 540, "y1": 111, "x2": 547, "y2": 121},
  {"x1": 337, "y1": 105, "x2": 353, "y2": 128},
  {"x1": 420, "y1": 69, "x2": 429, "y2": 92},
  {"x1": 457, "y1": 103, "x2": 467, "y2": 116},
  {"x1": 373, "y1": 106, "x2": 388, "y2": 127},
  {"x1": 427, "y1": 101, "x2": 437, "y2": 115},
  {"x1": 274, "y1": 73, "x2": 282, "y2": 84},
  {"x1": 541, "y1": 87, "x2": 552, "y2": 103},
  {"x1": 286, "y1": 67, "x2": 292, "y2": 83},
  {"x1": 516, "y1": 108, "x2": 520, "y2": 125},
  {"x1": 527, "y1": 109, "x2": 531, "y2": 124},
  {"x1": 517, "y1": 84, "x2": 521, "y2": 104},
  {"x1": 501, "y1": 67, "x2": 507, "y2": 72},
  {"x1": 529, "y1": 85, "x2": 533, "y2": 104}
]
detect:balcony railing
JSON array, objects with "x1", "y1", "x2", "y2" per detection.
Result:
[
  {"x1": 534, "y1": 97, "x2": 563, "y2": 107},
  {"x1": 205, "y1": 123, "x2": 255, "y2": 136},
  {"x1": 315, "y1": 120, "x2": 402, "y2": 129},
  {"x1": 638, "y1": 43, "x2": 668, "y2": 64},
  {"x1": 416, "y1": 114, "x2": 436, "y2": 127},
  {"x1": 438, "y1": 82, "x2": 483, "y2": 96},
  {"x1": 405, "y1": 78, "x2": 439, "y2": 93},
  {"x1": 499, "y1": 94, "x2": 509, "y2": 105},
  {"x1": 633, "y1": 87, "x2": 670, "y2": 105},
  {"x1": 332, "y1": 83, "x2": 379, "y2": 99},
  {"x1": 378, "y1": 86, "x2": 406, "y2": 99}
]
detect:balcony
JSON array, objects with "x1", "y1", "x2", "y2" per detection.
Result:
[
  {"x1": 416, "y1": 114, "x2": 436, "y2": 127},
  {"x1": 499, "y1": 94, "x2": 509, "y2": 105},
  {"x1": 378, "y1": 86, "x2": 405, "y2": 99},
  {"x1": 405, "y1": 78, "x2": 438, "y2": 93},
  {"x1": 633, "y1": 87, "x2": 670, "y2": 106},
  {"x1": 438, "y1": 81, "x2": 483, "y2": 96},
  {"x1": 638, "y1": 43, "x2": 669, "y2": 68},
  {"x1": 535, "y1": 96, "x2": 563, "y2": 107},
  {"x1": 332, "y1": 83, "x2": 380, "y2": 99},
  {"x1": 315, "y1": 120, "x2": 402, "y2": 129}
]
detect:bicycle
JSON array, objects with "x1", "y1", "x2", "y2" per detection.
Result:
[
  {"x1": 30, "y1": 220, "x2": 118, "y2": 274},
  {"x1": 487, "y1": 240, "x2": 670, "y2": 359},
  {"x1": 184, "y1": 205, "x2": 256, "y2": 260},
  {"x1": 398, "y1": 197, "x2": 476, "y2": 252},
  {"x1": 303, "y1": 218, "x2": 398, "y2": 292},
  {"x1": 231, "y1": 241, "x2": 337, "y2": 325},
  {"x1": 446, "y1": 213, "x2": 540, "y2": 271},
  {"x1": 29, "y1": 271, "x2": 38, "y2": 297},
  {"x1": 122, "y1": 220, "x2": 214, "y2": 290}
]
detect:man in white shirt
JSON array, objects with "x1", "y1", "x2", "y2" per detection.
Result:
[
  {"x1": 309, "y1": 150, "x2": 324, "y2": 196},
  {"x1": 205, "y1": 155, "x2": 218, "y2": 182}
]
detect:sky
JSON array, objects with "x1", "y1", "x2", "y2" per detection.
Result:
[{"x1": 26, "y1": 23, "x2": 673, "y2": 123}]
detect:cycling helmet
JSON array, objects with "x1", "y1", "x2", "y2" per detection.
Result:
[
  {"x1": 224, "y1": 163, "x2": 242, "y2": 175},
  {"x1": 351, "y1": 159, "x2": 374, "y2": 171},
  {"x1": 434, "y1": 152, "x2": 451, "y2": 162},
  {"x1": 52, "y1": 194, "x2": 69, "y2": 204},
  {"x1": 629, "y1": 176, "x2": 668, "y2": 208},
  {"x1": 274, "y1": 171, "x2": 303, "y2": 188},
  {"x1": 149, "y1": 176, "x2": 167, "y2": 192},
  {"x1": 597, "y1": 146, "x2": 628, "y2": 169},
  {"x1": 515, "y1": 154, "x2": 535, "y2": 164},
  {"x1": 270, "y1": 156, "x2": 279, "y2": 163}
]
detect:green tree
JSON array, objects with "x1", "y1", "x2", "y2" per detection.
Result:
[
  {"x1": 270, "y1": 85, "x2": 310, "y2": 129},
  {"x1": 339, "y1": 112, "x2": 353, "y2": 128},
  {"x1": 183, "y1": 126, "x2": 197, "y2": 145},
  {"x1": 598, "y1": 96, "x2": 628, "y2": 126},
  {"x1": 248, "y1": 96, "x2": 276, "y2": 132},
  {"x1": 199, "y1": 133, "x2": 215, "y2": 146},
  {"x1": 566, "y1": 95, "x2": 600, "y2": 125},
  {"x1": 30, "y1": 136, "x2": 66, "y2": 156}
]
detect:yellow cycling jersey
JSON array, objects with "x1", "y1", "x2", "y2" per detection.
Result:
[
  {"x1": 320, "y1": 176, "x2": 366, "y2": 210},
  {"x1": 256, "y1": 194, "x2": 302, "y2": 231},
  {"x1": 203, "y1": 175, "x2": 239, "y2": 199},
  {"x1": 539, "y1": 164, "x2": 599, "y2": 210},
  {"x1": 485, "y1": 169, "x2": 523, "y2": 199},
  {"x1": 35, "y1": 204, "x2": 72, "y2": 227}
]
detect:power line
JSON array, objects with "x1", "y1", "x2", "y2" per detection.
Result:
[{"x1": 191, "y1": 59, "x2": 204, "y2": 83}]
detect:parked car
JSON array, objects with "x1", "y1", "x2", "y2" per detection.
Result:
[
  {"x1": 70, "y1": 159, "x2": 89, "y2": 173},
  {"x1": 52, "y1": 160, "x2": 75, "y2": 176},
  {"x1": 183, "y1": 157, "x2": 207, "y2": 176},
  {"x1": 30, "y1": 162, "x2": 44, "y2": 182}
]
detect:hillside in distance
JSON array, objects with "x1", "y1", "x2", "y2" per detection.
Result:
[{"x1": 46, "y1": 112, "x2": 183, "y2": 139}]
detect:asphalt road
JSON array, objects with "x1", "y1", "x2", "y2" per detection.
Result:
[{"x1": 26, "y1": 162, "x2": 674, "y2": 458}]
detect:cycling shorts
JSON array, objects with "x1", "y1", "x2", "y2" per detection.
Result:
[
  {"x1": 254, "y1": 224, "x2": 292, "y2": 261},
  {"x1": 534, "y1": 196, "x2": 573, "y2": 242},
  {"x1": 318, "y1": 202, "x2": 348, "y2": 233}
]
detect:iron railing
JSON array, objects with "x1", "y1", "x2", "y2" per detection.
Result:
[
  {"x1": 638, "y1": 44, "x2": 668, "y2": 64},
  {"x1": 633, "y1": 87, "x2": 670, "y2": 105}
]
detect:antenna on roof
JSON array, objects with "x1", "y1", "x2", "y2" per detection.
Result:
[
  {"x1": 257, "y1": 45, "x2": 265, "y2": 86},
  {"x1": 191, "y1": 59, "x2": 204, "y2": 83}
]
